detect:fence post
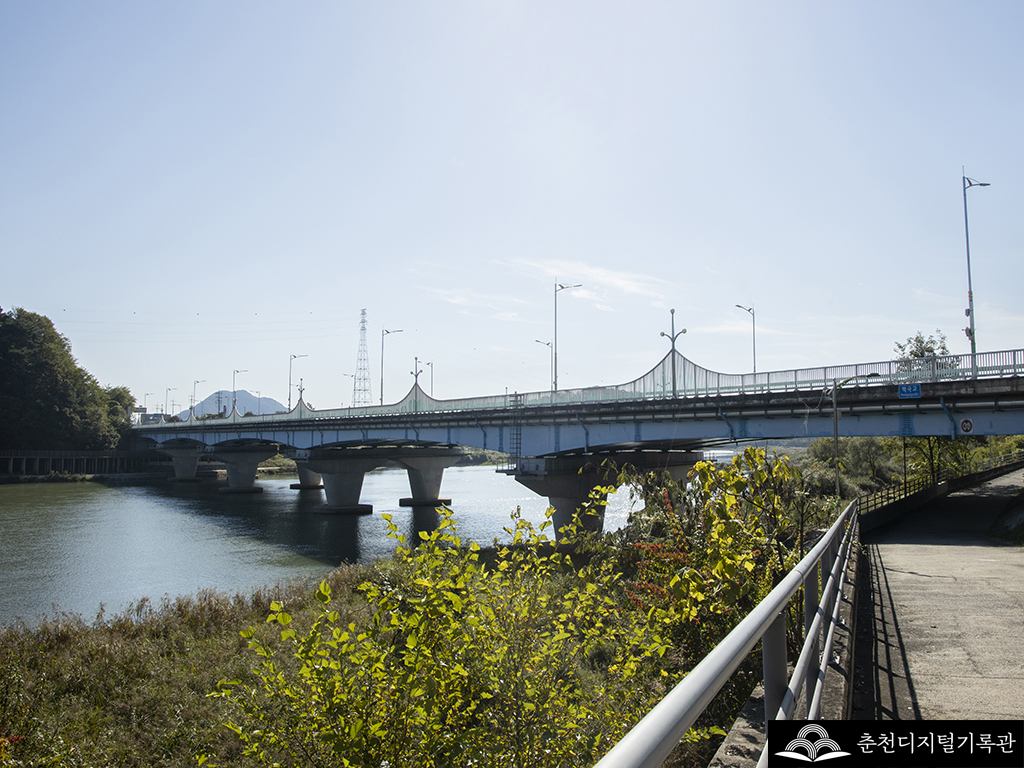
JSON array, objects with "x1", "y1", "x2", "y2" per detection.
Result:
[
  {"x1": 762, "y1": 610, "x2": 789, "y2": 724},
  {"x1": 803, "y1": 565, "x2": 820, "y2": 717}
]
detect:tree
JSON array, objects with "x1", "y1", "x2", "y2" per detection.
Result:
[
  {"x1": 884, "y1": 329, "x2": 977, "y2": 483},
  {"x1": 894, "y1": 330, "x2": 949, "y2": 359},
  {"x1": 0, "y1": 307, "x2": 134, "y2": 450}
]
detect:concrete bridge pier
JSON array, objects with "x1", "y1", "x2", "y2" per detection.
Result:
[
  {"x1": 211, "y1": 445, "x2": 279, "y2": 493},
  {"x1": 512, "y1": 451, "x2": 704, "y2": 536},
  {"x1": 302, "y1": 456, "x2": 386, "y2": 513},
  {"x1": 158, "y1": 445, "x2": 203, "y2": 482},
  {"x1": 291, "y1": 464, "x2": 324, "y2": 490},
  {"x1": 396, "y1": 451, "x2": 465, "y2": 508},
  {"x1": 514, "y1": 467, "x2": 610, "y2": 534}
]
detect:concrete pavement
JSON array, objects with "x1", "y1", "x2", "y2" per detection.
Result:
[{"x1": 852, "y1": 468, "x2": 1024, "y2": 720}]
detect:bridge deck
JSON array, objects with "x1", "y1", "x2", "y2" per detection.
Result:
[{"x1": 852, "y1": 468, "x2": 1024, "y2": 720}]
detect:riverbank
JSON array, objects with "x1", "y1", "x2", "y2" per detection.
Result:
[
  {"x1": 0, "y1": 539, "x2": 741, "y2": 768},
  {"x1": 0, "y1": 471, "x2": 173, "y2": 485}
]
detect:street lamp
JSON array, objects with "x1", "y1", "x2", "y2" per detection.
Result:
[
  {"x1": 735, "y1": 304, "x2": 756, "y2": 373},
  {"x1": 192, "y1": 380, "x2": 205, "y2": 417},
  {"x1": 381, "y1": 328, "x2": 403, "y2": 405},
  {"x1": 426, "y1": 361, "x2": 434, "y2": 397},
  {"x1": 289, "y1": 354, "x2": 307, "y2": 410},
  {"x1": 232, "y1": 369, "x2": 247, "y2": 413},
  {"x1": 829, "y1": 373, "x2": 881, "y2": 502},
  {"x1": 411, "y1": 357, "x2": 423, "y2": 412},
  {"x1": 535, "y1": 339, "x2": 553, "y2": 392},
  {"x1": 963, "y1": 169, "x2": 990, "y2": 378},
  {"x1": 164, "y1": 387, "x2": 176, "y2": 417},
  {"x1": 659, "y1": 308, "x2": 687, "y2": 398},
  {"x1": 554, "y1": 281, "x2": 581, "y2": 391}
]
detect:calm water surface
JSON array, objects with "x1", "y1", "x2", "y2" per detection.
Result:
[{"x1": 0, "y1": 466, "x2": 634, "y2": 626}]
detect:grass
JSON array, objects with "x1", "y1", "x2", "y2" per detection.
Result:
[{"x1": 0, "y1": 565, "x2": 372, "y2": 767}]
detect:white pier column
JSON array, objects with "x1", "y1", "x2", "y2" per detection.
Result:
[
  {"x1": 157, "y1": 445, "x2": 202, "y2": 481},
  {"x1": 395, "y1": 453, "x2": 464, "y2": 508},
  {"x1": 291, "y1": 463, "x2": 324, "y2": 490},
  {"x1": 210, "y1": 446, "x2": 279, "y2": 493},
  {"x1": 513, "y1": 469, "x2": 610, "y2": 535},
  {"x1": 304, "y1": 456, "x2": 386, "y2": 513}
]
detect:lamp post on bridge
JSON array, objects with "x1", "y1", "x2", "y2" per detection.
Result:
[
  {"x1": 192, "y1": 380, "x2": 205, "y2": 418},
  {"x1": 411, "y1": 357, "x2": 423, "y2": 412},
  {"x1": 735, "y1": 304, "x2": 756, "y2": 374},
  {"x1": 535, "y1": 339, "x2": 553, "y2": 393},
  {"x1": 660, "y1": 308, "x2": 686, "y2": 398},
  {"x1": 963, "y1": 169, "x2": 990, "y2": 379},
  {"x1": 289, "y1": 354, "x2": 307, "y2": 410},
  {"x1": 554, "y1": 281, "x2": 581, "y2": 392},
  {"x1": 232, "y1": 369, "x2": 247, "y2": 413},
  {"x1": 426, "y1": 361, "x2": 433, "y2": 397},
  {"x1": 164, "y1": 387, "x2": 176, "y2": 418},
  {"x1": 381, "y1": 328, "x2": 403, "y2": 405},
  {"x1": 829, "y1": 373, "x2": 881, "y2": 504}
]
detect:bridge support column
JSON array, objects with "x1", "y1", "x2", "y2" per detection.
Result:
[
  {"x1": 396, "y1": 452, "x2": 464, "y2": 508},
  {"x1": 157, "y1": 446, "x2": 202, "y2": 481},
  {"x1": 291, "y1": 464, "x2": 324, "y2": 490},
  {"x1": 303, "y1": 457, "x2": 386, "y2": 513},
  {"x1": 210, "y1": 446, "x2": 279, "y2": 493},
  {"x1": 512, "y1": 451, "x2": 704, "y2": 537},
  {"x1": 512, "y1": 458, "x2": 612, "y2": 535}
]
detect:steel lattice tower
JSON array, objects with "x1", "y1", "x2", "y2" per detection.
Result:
[{"x1": 352, "y1": 309, "x2": 373, "y2": 406}]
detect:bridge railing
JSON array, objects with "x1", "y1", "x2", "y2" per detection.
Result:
[
  {"x1": 593, "y1": 502, "x2": 858, "y2": 768},
  {"x1": 137, "y1": 348, "x2": 1024, "y2": 429}
]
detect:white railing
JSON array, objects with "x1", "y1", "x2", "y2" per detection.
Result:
[
  {"x1": 138, "y1": 348, "x2": 1024, "y2": 429},
  {"x1": 593, "y1": 502, "x2": 858, "y2": 768}
]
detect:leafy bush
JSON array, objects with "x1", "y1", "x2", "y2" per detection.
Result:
[{"x1": 211, "y1": 509, "x2": 676, "y2": 767}]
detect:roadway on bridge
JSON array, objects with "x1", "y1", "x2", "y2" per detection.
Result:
[{"x1": 852, "y1": 468, "x2": 1024, "y2": 720}]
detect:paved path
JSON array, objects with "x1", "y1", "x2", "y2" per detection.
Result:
[{"x1": 852, "y1": 468, "x2": 1024, "y2": 720}]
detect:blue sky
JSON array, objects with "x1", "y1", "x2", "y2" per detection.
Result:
[{"x1": 2, "y1": 2, "x2": 1022, "y2": 412}]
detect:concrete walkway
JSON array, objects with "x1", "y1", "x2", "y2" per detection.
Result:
[{"x1": 852, "y1": 468, "x2": 1024, "y2": 720}]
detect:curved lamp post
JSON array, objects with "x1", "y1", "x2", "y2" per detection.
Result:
[
  {"x1": 192, "y1": 380, "x2": 205, "y2": 417},
  {"x1": 554, "y1": 282, "x2": 581, "y2": 391},
  {"x1": 660, "y1": 308, "x2": 686, "y2": 398},
  {"x1": 535, "y1": 339, "x2": 553, "y2": 393},
  {"x1": 735, "y1": 304, "x2": 756, "y2": 374},
  {"x1": 232, "y1": 369, "x2": 247, "y2": 413},
  {"x1": 963, "y1": 170, "x2": 990, "y2": 378},
  {"x1": 381, "y1": 328, "x2": 403, "y2": 405},
  {"x1": 289, "y1": 354, "x2": 307, "y2": 410}
]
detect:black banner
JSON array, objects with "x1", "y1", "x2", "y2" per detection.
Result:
[{"x1": 766, "y1": 721, "x2": 1023, "y2": 767}]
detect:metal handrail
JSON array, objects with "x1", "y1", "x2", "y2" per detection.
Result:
[
  {"x1": 594, "y1": 503, "x2": 857, "y2": 768},
  {"x1": 136, "y1": 347, "x2": 1024, "y2": 429}
]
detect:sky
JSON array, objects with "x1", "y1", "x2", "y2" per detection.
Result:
[{"x1": 2, "y1": 2, "x2": 1022, "y2": 413}]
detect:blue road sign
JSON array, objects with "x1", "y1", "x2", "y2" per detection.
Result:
[{"x1": 899, "y1": 384, "x2": 922, "y2": 399}]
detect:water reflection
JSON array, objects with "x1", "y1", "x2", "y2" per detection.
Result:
[{"x1": 0, "y1": 466, "x2": 634, "y2": 626}]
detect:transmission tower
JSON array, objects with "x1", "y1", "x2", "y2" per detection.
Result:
[{"x1": 352, "y1": 309, "x2": 373, "y2": 406}]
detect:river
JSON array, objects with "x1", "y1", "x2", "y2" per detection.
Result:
[{"x1": 0, "y1": 466, "x2": 635, "y2": 627}]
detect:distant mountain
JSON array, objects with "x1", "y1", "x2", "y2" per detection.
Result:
[{"x1": 177, "y1": 390, "x2": 288, "y2": 419}]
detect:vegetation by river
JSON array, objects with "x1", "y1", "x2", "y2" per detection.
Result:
[{"x1": 0, "y1": 449, "x2": 833, "y2": 767}]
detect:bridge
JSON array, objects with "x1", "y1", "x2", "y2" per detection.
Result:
[{"x1": 134, "y1": 348, "x2": 1024, "y2": 530}]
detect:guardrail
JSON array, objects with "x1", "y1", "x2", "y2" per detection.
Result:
[
  {"x1": 593, "y1": 502, "x2": 858, "y2": 768},
  {"x1": 136, "y1": 347, "x2": 1024, "y2": 429},
  {"x1": 855, "y1": 449, "x2": 1024, "y2": 515}
]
